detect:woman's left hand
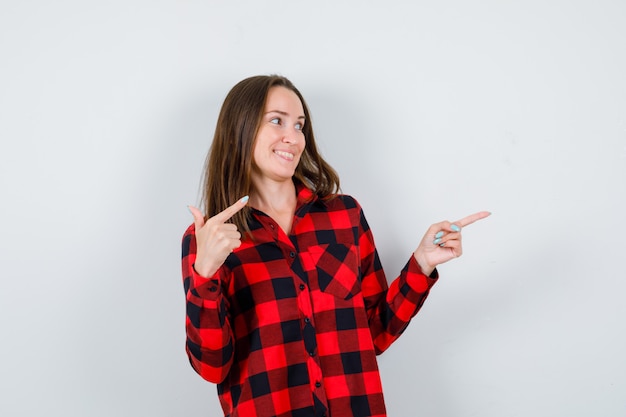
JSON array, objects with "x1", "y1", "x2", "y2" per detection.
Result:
[{"x1": 413, "y1": 211, "x2": 491, "y2": 276}]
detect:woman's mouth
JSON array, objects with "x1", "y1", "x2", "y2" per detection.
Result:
[{"x1": 274, "y1": 150, "x2": 294, "y2": 161}]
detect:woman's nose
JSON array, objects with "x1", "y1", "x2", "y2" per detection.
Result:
[{"x1": 282, "y1": 129, "x2": 299, "y2": 143}]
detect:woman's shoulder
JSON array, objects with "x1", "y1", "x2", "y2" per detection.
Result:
[{"x1": 323, "y1": 193, "x2": 362, "y2": 211}]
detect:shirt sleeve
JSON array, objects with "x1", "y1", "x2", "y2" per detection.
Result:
[
  {"x1": 181, "y1": 224, "x2": 235, "y2": 383},
  {"x1": 355, "y1": 204, "x2": 439, "y2": 354}
]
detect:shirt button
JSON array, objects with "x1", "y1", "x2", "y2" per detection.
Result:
[
  {"x1": 299, "y1": 284, "x2": 306, "y2": 291},
  {"x1": 289, "y1": 251, "x2": 296, "y2": 258},
  {"x1": 309, "y1": 350, "x2": 315, "y2": 357},
  {"x1": 270, "y1": 224, "x2": 275, "y2": 229},
  {"x1": 315, "y1": 381, "x2": 322, "y2": 388},
  {"x1": 209, "y1": 286, "x2": 217, "y2": 292},
  {"x1": 304, "y1": 317, "x2": 310, "y2": 323}
]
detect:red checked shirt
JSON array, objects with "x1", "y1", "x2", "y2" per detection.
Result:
[{"x1": 182, "y1": 185, "x2": 438, "y2": 417}]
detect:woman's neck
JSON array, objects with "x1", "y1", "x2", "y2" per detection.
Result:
[{"x1": 249, "y1": 177, "x2": 298, "y2": 233}]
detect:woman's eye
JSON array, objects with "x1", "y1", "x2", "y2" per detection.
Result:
[
  {"x1": 270, "y1": 117, "x2": 280, "y2": 125},
  {"x1": 295, "y1": 122, "x2": 303, "y2": 131}
]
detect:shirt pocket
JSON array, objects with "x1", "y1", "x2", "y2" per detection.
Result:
[{"x1": 307, "y1": 243, "x2": 361, "y2": 300}]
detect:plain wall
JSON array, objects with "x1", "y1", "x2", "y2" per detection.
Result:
[{"x1": 1, "y1": 1, "x2": 625, "y2": 416}]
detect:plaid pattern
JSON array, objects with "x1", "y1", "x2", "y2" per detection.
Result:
[{"x1": 182, "y1": 185, "x2": 438, "y2": 417}]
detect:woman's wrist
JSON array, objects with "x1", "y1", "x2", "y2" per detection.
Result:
[
  {"x1": 193, "y1": 259, "x2": 219, "y2": 278},
  {"x1": 413, "y1": 251, "x2": 434, "y2": 277}
]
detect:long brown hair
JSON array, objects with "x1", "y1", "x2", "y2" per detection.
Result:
[{"x1": 201, "y1": 75, "x2": 340, "y2": 234}]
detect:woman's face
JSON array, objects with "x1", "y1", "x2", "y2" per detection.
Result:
[{"x1": 251, "y1": 86, "x2": 306, "y2": 185}]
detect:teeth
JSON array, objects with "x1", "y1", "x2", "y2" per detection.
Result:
[{"x1": 274, "y1": 150, "x2": 294, "y2": 160}]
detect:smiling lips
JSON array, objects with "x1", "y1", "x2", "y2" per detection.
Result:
[{"x1": 274, "y1": 150, "x2": 295, "y2": 161}]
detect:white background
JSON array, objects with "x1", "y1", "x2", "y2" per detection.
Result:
[{"x1": 1, "y1": 1, "x2": 625, "y2": 416}]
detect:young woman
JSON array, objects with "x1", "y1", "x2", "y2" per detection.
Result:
[{"x1": 182, "y1": 75, "x2": 489, "y2": 417}]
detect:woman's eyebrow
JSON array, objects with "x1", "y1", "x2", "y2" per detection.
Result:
[{"x1": 265, "y1": 110, "x2": 306, "y2": 119}]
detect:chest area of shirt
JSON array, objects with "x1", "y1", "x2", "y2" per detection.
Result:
[{"x1": 225, "y1": 208, "x2": 364, "y2": 312}]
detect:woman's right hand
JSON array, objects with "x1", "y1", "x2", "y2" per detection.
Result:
[{"x1": 187, "y1": 196, "x2": 249, "y2": 278}]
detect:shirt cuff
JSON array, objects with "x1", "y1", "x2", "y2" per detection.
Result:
[
  {"x1": 191, "y1": 263, "x2": 222, "y2": 300},
  {"x1": 404, "y1": 255, "x2": 439, "y2": 293}
]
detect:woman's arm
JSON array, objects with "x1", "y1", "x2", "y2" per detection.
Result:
[
  {"x1": 358, "y1": 202, "x2": 489, "y2": 354},
  {"x1": 182, "y1": 224, "x2": 235, "y2": 384},
  {"x1": 356, "y1": 205, "x2": 438, "y2": 354}
]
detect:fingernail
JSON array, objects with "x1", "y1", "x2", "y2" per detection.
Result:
[
  {"x1": 240, "y1": 195, "x2": 249, "y2": 203},
  {"x1": 435, "y1": 231, "x2": 444, "y2": 239},
  {"x1": 439, "y1": 243, "x2": 445, "y2": 247},
  {"x1": 187, "y1": 205, "x2": 192, "y2": 214},
  {"x1": 433, "y1": 238, "x2": 442, "y2": 245},
  {"x1": 451, "y1": 224, "x2": 461, "y2": 232}
]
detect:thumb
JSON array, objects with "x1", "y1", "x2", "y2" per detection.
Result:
[{"x1": 187, "y1": 205, "x2": 205, "y2": 229}]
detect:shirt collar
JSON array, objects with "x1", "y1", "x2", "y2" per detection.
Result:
[
  {"x1": 248, "y1": 181, "x2": 321, "y2": 222},
  {"x1": 294, "y1": 180, "x2": 333, "y2": 213}
]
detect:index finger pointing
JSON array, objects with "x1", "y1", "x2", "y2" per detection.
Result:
[
  {"x1": 455, "y1": 211, "x2": 491, "y2": 228},
  {"x1": 212, "y1": 195, "x2": 249, "y2": 223}
]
